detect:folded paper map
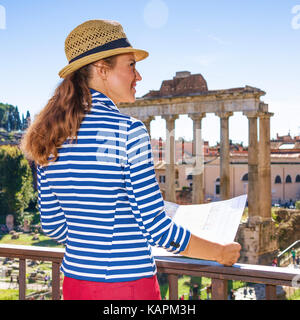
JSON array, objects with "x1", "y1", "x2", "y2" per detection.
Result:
[{"x1": 152, "y1": 194, "x2": 247, "y2": 257}]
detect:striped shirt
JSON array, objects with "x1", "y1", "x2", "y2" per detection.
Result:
[{"x1": 37, "y1": 88, "x2": 191, "y2": 282}]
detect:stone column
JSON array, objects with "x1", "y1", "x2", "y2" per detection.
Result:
[
  {"x1": 141, "y1": 116, "x2": 155, "y2": 139},
  {"x1": 162, "y1": 114, "x2": 178, "y2": 202},
  {"x1": 258, "y1": 112, "x2": 274, "y2": 220},
  {"x1": 216, "y1": 111, "x2": 233, "y2": 200},
  {"x1": 238, "y1": 111, "x2": 277, "y2": 265},
  {"x1": 188, "y1": 113, "x2": 206, "y2": 203},
  {"x1": 243, "y1": 111, "x2": 259, "y2": 223}
]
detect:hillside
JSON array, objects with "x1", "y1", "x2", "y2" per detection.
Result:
[{"x1": 0, "y1": 130, "x2": 23, "y2": 146}]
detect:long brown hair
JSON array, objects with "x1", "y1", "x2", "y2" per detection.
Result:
[{"x1": 21, "y1": 56, "x2": 117, "y2": 166}]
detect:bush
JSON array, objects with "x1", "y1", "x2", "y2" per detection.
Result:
[
  {"x1": 17, "y1": 210, "x2": 40, "y2": 228},
  {"x1": 0, "y1": 145, "x2": 35, "y2": 224},
  {"x1": 0, "y1": 146, "x2": 34, "y2": 209},
  {"x1": 295, "y1": 201, "x2": 300, "y2": 210}
]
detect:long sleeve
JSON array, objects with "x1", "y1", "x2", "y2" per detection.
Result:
[
  {"x1": 125, "y1": 118, "x2": 191, "y2": 254},
  {"x1": 37, "y1": 165, "x2": 68, "y2": 244}
]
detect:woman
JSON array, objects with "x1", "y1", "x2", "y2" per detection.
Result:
[{"x1": 21, "y1": 19, "x2": 241, "y2": 300}]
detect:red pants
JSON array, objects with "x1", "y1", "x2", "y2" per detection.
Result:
[{"x1": 63, "y1": 275, "x2": 162, "y2": 300}]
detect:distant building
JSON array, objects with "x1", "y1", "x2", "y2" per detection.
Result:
[
  {"x1": 152, "y1": 134, "x2": 300, "y2": 204},
  {"x1": 143, "y1": 71, "x2": 208, "y2": 98}
]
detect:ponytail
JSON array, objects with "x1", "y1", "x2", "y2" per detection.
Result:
[
  {"x1": 21, "y1": 55, "x2": 119, "y2": 166},
  {"x1": 20, "y1": 64, "x2": 92, "y2": 166}
]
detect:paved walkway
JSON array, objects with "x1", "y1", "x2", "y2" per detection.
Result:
[
  {"x1": 233, "y1": 283, "x2": 285, "y2": 300},
  {"x1": 233, "y1": 263, "x2": 298, "y2": 300}
]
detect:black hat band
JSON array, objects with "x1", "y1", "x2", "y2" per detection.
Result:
[{"x1": 69, "y1": 38, "x2": 132, "y2": 64}]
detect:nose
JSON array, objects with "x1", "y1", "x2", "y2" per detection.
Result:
[{"x1": 135, "y1": 69, "x2": 142, "y2": 81}]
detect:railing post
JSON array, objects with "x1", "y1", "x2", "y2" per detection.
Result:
[
  {"x1": 52, "y1": 261, "x2": 61, "y2": 300},
  {"x1": 211, "y1": 278, "x2": 228, "y2": 300},
  {"x1": 168, "y1": 274, "x2": 178, "y2": 300},
  {"x1": 19, "y1": 258, "x2": 26, "y2": 300},
  {"x1": 265, "y1": 284, "x2": 277, "y2": 300}
]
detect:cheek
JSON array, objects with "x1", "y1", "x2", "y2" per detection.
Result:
[{"x1": 109, "y1": 72, "x2": 130, "y2": 91}]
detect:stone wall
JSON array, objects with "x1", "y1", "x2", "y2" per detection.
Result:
[
  {"x1": 275, "y1": 210, "x2": 300, "y2": 250},
  {"x1": 236, "y1": 219, "x2": 279, "y2": 265}
]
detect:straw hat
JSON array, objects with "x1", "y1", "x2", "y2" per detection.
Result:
[{"x1": 58, "y1": 19, "x2": 149, "y2": 78}]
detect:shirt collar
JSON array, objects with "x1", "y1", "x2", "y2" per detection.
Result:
[{"x1": 89, "y1": 88, "x2": 120, "y2": 113}]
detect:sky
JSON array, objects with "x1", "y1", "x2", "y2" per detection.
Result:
[{"x1": 0, "y1": 0, "x2": 299, "y2": 146}]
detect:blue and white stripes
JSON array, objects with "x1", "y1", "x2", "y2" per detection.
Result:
[{"x1": 37, "y1": 88, "x2": 191, "y2": 282}]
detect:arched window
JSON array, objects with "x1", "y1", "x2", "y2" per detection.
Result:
[
  {"x1": 296, "y1": 175, "x2": 300, "y2": 183},
  {"x1": 285, "y1": 175, "x2": 292, "y2": 183},
  {"x1": 275, "y1": 175, "x2": 282, "y2": 184},
  {"x1": 242, "y1": 173, "x2": 248, "y2": 181},
  {"x1": 159, "y1": 175, "x2": 165, "y2": 183}
]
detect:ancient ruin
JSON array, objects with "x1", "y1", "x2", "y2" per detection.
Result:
[{"x1": 119, "y1": 71, "x2": 278, "y2": 264}]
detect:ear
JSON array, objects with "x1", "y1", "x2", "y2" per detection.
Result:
[{"x1": 92, "y1": 61, "x2": 110, "y2": 80}]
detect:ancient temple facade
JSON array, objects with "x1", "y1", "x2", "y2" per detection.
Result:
[{"x1": 118, "y1": 71, "x2": 278, "y2": 264}]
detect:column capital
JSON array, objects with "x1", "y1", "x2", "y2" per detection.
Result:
[
  {"x1": 188, "y1": 113, "x2": 206, "y2": 121},
  {"x1": 215, "y1": 111, "x2": 233, "y2": 119},
  {"x1": 258, "y1": 112, "x2": 274, "y2": 119},
  {"x1": 139, "y1": 115, "x2": 155, "y2": 122},
  {"x1": 243, "y1": 111, "x2": 259, "y2": 118},
  {"x1": 161, "y1": 114, "x2": 179, "y2": 122},
  {"x1": 259, "y1": 102, "x2": 269, "y2": 112}
]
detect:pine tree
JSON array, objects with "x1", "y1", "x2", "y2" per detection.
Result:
[
  {"x1": 0, "y1": 104, "x2": 24, "y2": 131},
  {"x1": 21, "y1": 113, "x2": 25, "y2": 131},
  {"x1": 14, "y1": 106, "x2": 22, "y2": 131},
  {"x1": 24, "y1": 110, "x2": 31, "y2": 129},
  {"x1": 0, "y1": 105, "x2": 8, "y2": 129}
]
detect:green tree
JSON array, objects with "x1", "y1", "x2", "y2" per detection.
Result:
[
  {"x1": 0, "y1": 146, "x2": 34, "y2": 223},
  {"x1": 0, "y1": 103, "x2": 31, "y2": 132},
  {"x1": 0, "y1": 104, "x2": 9, "y2": 129},
  {"x1": 23, "y1": 110, "x2": 31, "y2": 130},
  {"x1": 13, "y1": 106, "x2": 22, "y2": 131}
]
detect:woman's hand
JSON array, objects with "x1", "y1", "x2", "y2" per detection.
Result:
[
  {"x1": 181, "y1": 234, "x2": 241, "y2": 266},
  {"x1": 217, "y1": 242, "x2": 241, "y2": 266}
]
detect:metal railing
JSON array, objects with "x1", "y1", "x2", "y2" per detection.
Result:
[
  {"x1": 0, "y1": 244, "x2": 299, "y2": 300},
  {"x1": 277, "y1": 240, "x2": 300, "y2": 267}
]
